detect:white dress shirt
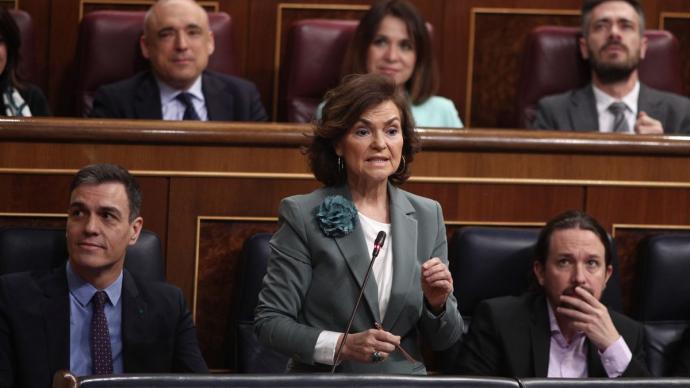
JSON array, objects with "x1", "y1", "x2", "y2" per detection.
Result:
[
  {"x1": 157, "y1": 76, "x2": 208, "y2": 121},
  {"x1": 593, "y1": 81, "x2": 639, "y2": 133}
]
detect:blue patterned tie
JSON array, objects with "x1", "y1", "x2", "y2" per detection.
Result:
[
  {"x1": 176, "y1": 92, "x2": 201, "y2": 120},
  {"x1": 90, "y1": 290, "x2": 113, "y2": 375}
]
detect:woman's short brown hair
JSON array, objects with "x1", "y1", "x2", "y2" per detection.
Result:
[
  {"x1": 308, "y1": 73, "x2": 420, "y2": 187},
  {"x1": 342, "y1": 0, "x2": 438, "y2": 105}
]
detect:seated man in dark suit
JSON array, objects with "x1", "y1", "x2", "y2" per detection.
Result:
[
  {"x1": 0, "y1": 163, "x2": 208, "y2": 388},
  {"x1": 90, "y1": 0, "x2": 267, "y2": 121},
  {"x1": 532, "y1": 0, "x2": 690, "y2": 134},
  {"x1": 455, "y1": 210, "x2": 649, "y2": 378}
]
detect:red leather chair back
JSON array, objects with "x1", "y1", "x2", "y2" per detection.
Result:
[
  {"x1": 279, "y1": 19, "x2": 358, "y2": 123},
  {"x1": 516, "y1": 26, "x2": 683, "y2": 128},
  {"x1": 75, "y1": 10, "x2": 235, "y2": 117},
  {"x1": 8, "y1": 9, "x2": 37, "y2": 83},
  {"x1": 279, "y1": 19, "x2": 434, "y2": 123}
]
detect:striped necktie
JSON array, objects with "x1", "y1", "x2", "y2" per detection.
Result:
[
  {"x1": 176, "y1": 92, "x2": 201, "y2": 120},
  {"x1": 608, "y1": 102, "x2": 629, "y2": 133}
]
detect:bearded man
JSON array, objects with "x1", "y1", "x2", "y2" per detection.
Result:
[
  {"x1": 454, "y1": 211, "x2": 649, "y2": 378},
  {"x1": 531, "y1": 0, "x2": 690, "y2": 134}
]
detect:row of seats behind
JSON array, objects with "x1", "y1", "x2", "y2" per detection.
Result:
[{"x1": 11, "y1": 10, "x2": 684, "y2": 124}]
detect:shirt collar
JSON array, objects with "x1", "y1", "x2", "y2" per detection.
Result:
[
  {"x1": 593, "y1": 81, "x2": 640, "y2": 116},
  {"x1": 157, "y1": 75, "x2": 205, "y2": 106},
  {"x1": 66, "y1": 261, "x2": 123, "y2": 307}
]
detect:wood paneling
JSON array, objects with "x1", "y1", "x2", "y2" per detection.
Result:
[
  {"x1": 46, "y1": 1, "x2": 79, "y2": 115},
  {"x1": 167, "y1": 177, "x2": 319, "y2": 368},
  {"x1": 14, "y1": 0, "x2": 49, "y2": 93},
  {"x1": 81, "y1": 1, "x2": 154, "y2": 17},
  {"x1": 0, "y1": 215, "x2": 66, "y2": 229},
  {"x1": 14, "y1": 0, "x2": 690, "y2": 119},
  {"x1": 403, "y1": 182, "x2": 584, "y2": 222},
  {"x1": 467, "y1": 10, "x2": 579, "y2": 127},
  {"x1": 661, "y1": 13, "x2": 690, "y2": 95},
  {"x1": 0, "y1": 172, "x2": 169, "y2": 250},
  {"x1": 196, "y1": 219, "x2": 277, "y2": 369}
]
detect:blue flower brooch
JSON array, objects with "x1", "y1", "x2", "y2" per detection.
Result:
[{"x1": 315, "y1": 195, "x2": 357, "y2": 237}]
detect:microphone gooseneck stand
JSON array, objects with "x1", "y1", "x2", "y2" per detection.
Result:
[{"x1": 331, "y1": 231, "x2": 386, "y2": 373}]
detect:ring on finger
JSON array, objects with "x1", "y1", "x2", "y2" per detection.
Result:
[{"x1": 371, "y1": 351, "x2": 383, "y2": 363}]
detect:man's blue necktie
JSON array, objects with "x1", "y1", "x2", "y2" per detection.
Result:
[{"x1": 176, "y1": 92, "x2": 201, "y2": 120}]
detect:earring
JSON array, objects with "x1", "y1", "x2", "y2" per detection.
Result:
[
  {"x1": 396, "y1": 155, "x2": 406, "y2": 173},
  {"x1": 337, "y1": 156, "x2": 344, "y2": 174}
]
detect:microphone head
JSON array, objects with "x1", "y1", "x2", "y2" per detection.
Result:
[
  {"x1": 372, "y1": 231, "x2": 386, "y2": 258},
  {"x1": 375, "y1": 231, "x2": 386, "y2": 246}
]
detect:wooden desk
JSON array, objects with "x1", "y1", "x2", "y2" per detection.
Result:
[{"x1": 2, "y1": 117, "x2": 690, "y2": 368}]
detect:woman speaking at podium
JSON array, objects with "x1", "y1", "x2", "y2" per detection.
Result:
[{"x1": 255, "y1": 73, "x2": 463, "y2": 373}]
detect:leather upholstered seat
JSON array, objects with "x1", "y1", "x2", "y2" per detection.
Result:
[
  {"x1": 74, "y1": 10, "x2": 235, "y2": 116},
  {"x1": 516, "y1": 26, "x2": 682, "y2": 127},
  {"x1": 278, "y1": 19, "x2": 358, "y2": 123},
  {"x1": 0, "y1": 228, "x2": 165, "y2": 282},
  {"x1": 633, "y1": 234, "x2": 690, "y2": 376},
  {"x1": 448, "y1": 226, "x2": 624, "y2": 325},
  {"x1": 234, "y1": 232, "x2": 288, "y2": 373}
]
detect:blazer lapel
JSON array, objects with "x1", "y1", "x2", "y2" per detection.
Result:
[
  {"x1": 637, "y1": 83, "x2": 663, "y2": 122},
  {"x1": 120, "y1": 270, "x2": 149, "y2": 372},
  {"x1": 331, "y1": 186, "x2": 381, "y2": 324},
  {"x1": 529, "y1": 294, "x2": 550, "y2": 377},
  {"x1": 382, "y1": 184, "x2": 417, "y2": 330},
  {"x1": 569, "y1": 86, "x2": 599, "y2": 131},
  {"x1": 41, "y1": 267, "x2": 70, "y2": 373},
  {"x1": 203, "y1": 72, "x2": 234, "y2": 121},
  {"x1": 134, "y1": 71, "x2": 164, "y2": 119}
]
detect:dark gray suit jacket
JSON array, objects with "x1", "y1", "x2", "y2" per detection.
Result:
[
  {"x1": 532, "y1": 83, "x2": 690, "y2": 134},
  {"x1": 89, "y1": 70, "x2": 267, "y2": 121},
  {"x1": 0, "y1": 267, "x2": 208, "y2": 388},
  {"x1": 254, "y1": 184, "x2": 463, "y2": 374},
  {"x1": 455, "y1": 292, "x2": 649, "y2": 378}
]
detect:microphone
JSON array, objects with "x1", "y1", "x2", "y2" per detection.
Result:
[
  {"x1": 331, "y1": 231, "x2": 386, "y2": 373},
  {"x1": 372, "y1": 231, "x2": 385, "y2": 258}
]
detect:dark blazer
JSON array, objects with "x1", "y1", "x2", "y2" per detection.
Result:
[
  {"x1": 532, "y1": 83, "x2": 690, "y2": 134},
  {"x1": 254, "y1": 184, "x2": 464, "y2": 374},
  {"x1": 455, "y1": 292, "x2": 649, "y2": 378},
  {"x1": 0, "y1": 267, "x2": 208, "y2": 388},
  {"x1": 89, "y1": 70, "x2": 267, "y2": 121},
  {"x1": 0, "y1": 83, "x2": 50, "y2": 116}
]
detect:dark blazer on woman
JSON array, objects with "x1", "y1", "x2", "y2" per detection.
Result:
[{"x1": 254, "y1": 183, "x2": 464, "y2": 374}]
